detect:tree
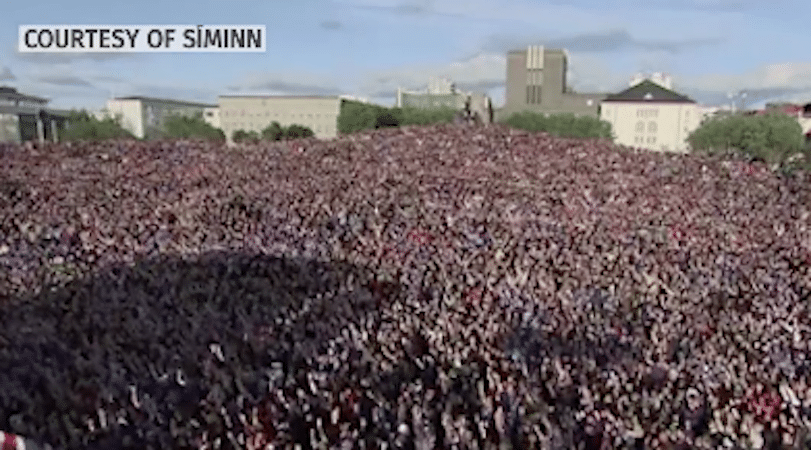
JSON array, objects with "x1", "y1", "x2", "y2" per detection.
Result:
[
  {"x1": 61, "y1": 109, "x2": 135, "y2": 142},
  {"x1": 398, "y1": 106, "x2": 456, "y2": 126},
  {"x1": 687, "y1": 112, "x2": 806, "y2": 166},
  {"x1": 374, "y1": 111, "x2": 400, "y2": 129},
  {"x1": 232, "y1": 129, "x2": 260, "y2": 144},
  {"x1": 338, "y1": 99, "x2": 383, "y2": 134},
  {"x1": 162, "y1": 112, "x2": 225, "y2": 141},
  {"x1": 502, "y1": 111, "x2": 614, "y2": 140},
  {"x1": 284, "y1": 124, "x2": 315, "y2": 139},
  {"x1": 261, "y1": 121, "x2": 284, "y2": 141}
]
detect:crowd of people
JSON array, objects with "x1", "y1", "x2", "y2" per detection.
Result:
[{"x1": 1, "y1": 123, "x2": 810, "y2": 449}]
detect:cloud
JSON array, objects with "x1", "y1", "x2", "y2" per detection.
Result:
[
  {"x1": 36, "y1": 75, "x2": 94, "y2": 87},
  {"x1": 543, "y1": 0, "x2": 753, "y2": 11},
  {"x1": 229, "y1": 72, "x2": 343, "y2": 95},
  {"x1": 684, "y1": 62, "x2": 811, "y2": 95},
  {"x1": 359, "y1": 53, "x2": 507, "y2": 95},
  {"x1": 336, "y1": 0, "x2": 475, "y2": 20},
  {"x1": 14, "y1": 48, "x2": 141, "y2": 63},
  {"x1": 91, "y1": 74, "x2": 127, "y2": 83},
  {"x1": 0, "y1": 66, "x2": 14, "y2": 81},
  {"x1": 480, "y1": 29, "x2": 721, "y2": 55},
  {"x1": 555, "y1": 57, "x2": 811, "y2": 106},
  {"x1": 320, "y1": 20, "x2": 343, "y2": 30}
]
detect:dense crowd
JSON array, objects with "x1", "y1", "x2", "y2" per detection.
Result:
[{"x1": 1, "y1": 123, "x2": 811, "y2": 449}]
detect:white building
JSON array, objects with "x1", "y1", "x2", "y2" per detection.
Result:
[
  {"x1": 218, "y1": 95, "x2": 343, "y2": 143},
  {"x1": 102, "y1": 96, "x2": 217, "y2": 139},
  {"x1": 600, "y1": 79, "x2": 701, "y2": 153},
  {"x1": 396, "y1": 78, "x2": 493, "y2": 123}
]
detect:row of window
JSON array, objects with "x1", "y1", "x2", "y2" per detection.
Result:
[
  {"x1": 224, "y1": 122, "x2": 332, "y2": 133},
  {"x1": 634, "y1": 135, "x2": 657, "y2": 144},
  {"x1": 635, "y1": 121, "x2": 658, "y2": 133},
  {"x1": 221, "y1": 110, "x2": 333, "y2": 119},
  {"x1": 636, "y1": 108, "x2": 692, "y2": 119},
  {"x1": 636, "y1": 108, "x2": 658, "y2": 118},
  {"x1": 526, "y1": 85, "x2": 542, "y2": 105}
]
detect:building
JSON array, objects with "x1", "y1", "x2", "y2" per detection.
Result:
[
  {"x1": 396, "y1": 77, "x2": 493, "y2": 123},
  {"x1": 0, "y1": 86, "x2": 70, "y2": 143},
  {"x1": 499, "y1": 45, "x2": 607, "y2": 121},
  {"x1": 218, "y1": 95, "x2": 343, "y2": 144},
  {"x1": 600, "y1": 78, "x2": 700, "y2": 153},
  {"x1": 203, "y1": 106, "x2": 220, "y2": 129},
  {"x1": 102, "y1": 96, "x2": 217, "y2": 139}
]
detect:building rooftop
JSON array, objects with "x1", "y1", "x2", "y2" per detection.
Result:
[
  {"x1": 508, "y1": 47, "x2": 565, "y2": 55},
  {"x1": 218, "y1": 94, "x2": 342, "y2": 99},
  {"x1": 0, "y1": 86, "x2": 49, "y2": 103},
  {"x1": 112, "y1": 96, "x2": 216, "y2": 108},
  {"x1": 602, "y1": 80, "x2": 695, "y2": 103}
]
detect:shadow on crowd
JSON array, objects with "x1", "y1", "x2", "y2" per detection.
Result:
[{"x1": 0, "y1": 250, "x2": 403, "y2": 449}]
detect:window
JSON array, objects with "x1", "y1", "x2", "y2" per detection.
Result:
[
  {"x1": 647, "y1": 122, "x2": 657, "y2": 133},
  {"x1": 637, "y1": 108, "x2": 659, "y2": 119},
  {"x1": 635, "y1": 121, "x2": 645, "y2": 132},
  {"x1": 647, "y1": 136, "x2": 656, "y2": 144}
]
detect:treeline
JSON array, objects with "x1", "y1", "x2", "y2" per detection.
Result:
[
  {"x1": 687, "y1": 111, "x2": 810, "y2": 170},
  {"x1": 61, "y1": 110, "x2": 226, "y2": 142},
  {"x1": 61, "y1": 110, "x2": 136, "y2": 142},
  {"x1": 501, "y1": 111, "x2": 614, "y2": 140},
  {"x1": 337, "y1": 100, "x2": 457, "y2": 134},
  {"x1": 231, "y1": 122, "x2": 314, "y2": 144}
]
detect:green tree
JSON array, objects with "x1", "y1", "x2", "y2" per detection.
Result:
[
  {"x1": 374, "y1": 111, "x2": 400, "y2": 129},
  {"x1": 162, "y1": 112, "x2": 225, "y2": 141},
  {"x1": 398, "y1": 106, "x2": 456, "y2": 126},
  {"x1": 687, "y1": 112, "x2": 806, "y2": 166},
  {"x1": 502, "y1": 111, "x2": 613, "y2": 140},
  {"x1": 261, "y1": 121, "x2": 284, "y2": 141},
  {"x1": 232, "y1": 129, "x2": 260, "y2": 144},
  {"x1": 284, "y1": 124, "x2": 315, "y2": 139},
  {"x1": 338, "y1": 99, "x2": 471, "y2": 135},
  {"x1": 61, "y1": 109, "x2": 135, "y2": 142},
  {"x1": 338, "y1": 99, "x2": 384, "y2": 134}
]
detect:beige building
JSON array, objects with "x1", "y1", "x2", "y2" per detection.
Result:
[
  {"x1": 102, "y1": 96, "x2": 216, "y2": 139},
  {"x1": 203, "y1": 106, "x2": 220, "y2": 129},
  {"x1": 499, "y1": 45, "x2": 607, "y2": 121},
  {"x1": 218, "y1": 95, "x2": 343, "y2": 143},
  {"x1": 600, "y1": 78, "x2": 701, "y2": 153}
]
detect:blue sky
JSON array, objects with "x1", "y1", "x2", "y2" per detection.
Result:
[{"x1": 1, "y1": 0, "x2": 810, "y2": 111}]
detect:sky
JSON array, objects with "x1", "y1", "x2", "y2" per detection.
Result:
[{"x1": 1, "y1": 0, "x2": 810, "y2": 112}]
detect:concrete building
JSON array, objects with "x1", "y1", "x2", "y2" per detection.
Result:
[
  {"x1": 600, "y1": 78, "x2": 700, "y2": 153},
  {"x1": 102, "y1": 96, "x2": 216, "y2": 139},
  {"x1": 0, "y1": 86, "x2": 70, "y2": 143},
  {"x1": 203, "y1": 106, "x2": 220, "y2": 129},
  {"x1": 499, "y1": 45, "x2": 607, "y2": 121},
  {"x1": 218, "y1": 95, "x2": 343, "y2": 143},
  {"x1": 396, "y1": 77, "x2": 493, "y2": 123}
]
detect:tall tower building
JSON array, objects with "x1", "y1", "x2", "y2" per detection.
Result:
[{"x1": 501, "y1": 45, "x2": 605, "y2": 120}]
